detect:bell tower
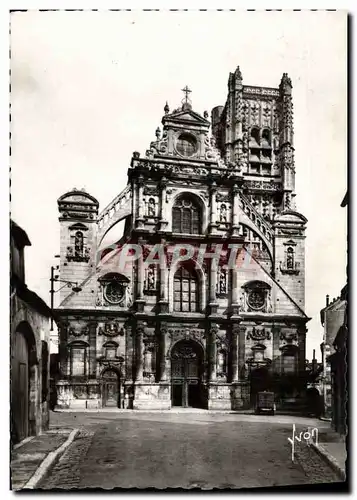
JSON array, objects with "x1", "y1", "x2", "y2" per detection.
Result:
[{"x1": 57, "y1": 188, "x2": 99, "y2": 304}]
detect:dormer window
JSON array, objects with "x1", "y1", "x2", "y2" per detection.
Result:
[{"x1": 176, "y1": 133, "x2": 198, "y2": 157}]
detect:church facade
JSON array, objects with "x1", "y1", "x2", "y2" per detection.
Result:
[{"x1": 55, "y1": 67, "x2": 309, "y2": 410}]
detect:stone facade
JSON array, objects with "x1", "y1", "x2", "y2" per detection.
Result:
[
  {"x1": 10, "y1": 221, "x2": 52, "y2": 443},
  {"x1": 55, "y1": 67, "x2": 309, "y2": 410}
]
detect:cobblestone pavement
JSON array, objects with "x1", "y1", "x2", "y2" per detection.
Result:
[{"x1": 38, "y1": 412, "x2": 344, "y2": 490}]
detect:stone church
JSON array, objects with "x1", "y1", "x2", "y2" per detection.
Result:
[{"x1": 55, "y1": 66, "x2": 309, "y2": 410}]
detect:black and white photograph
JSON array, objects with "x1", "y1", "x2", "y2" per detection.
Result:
[{"x1": 8, "y1": 8, "x2": 348, "y2": 491}]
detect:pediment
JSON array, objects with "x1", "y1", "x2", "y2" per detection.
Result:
[
  {"x1": 58, "y1": 190, "x2": 99, "y2": 206},
  {"x1": 163, "y1": 108, "x2": 210, "y2": 127}
]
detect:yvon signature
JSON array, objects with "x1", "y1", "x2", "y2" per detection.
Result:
[{"x1": 287, "y1": 424, "x2": 318, "y2": 462}]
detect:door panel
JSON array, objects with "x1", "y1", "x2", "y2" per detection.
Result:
[
  {"x1": 12, "y1": 333, "x2": 29, "y2": 443},
  {"x1": 102, "y1": 370, "x2": 120, "y2": 408},
  {"x1": 171, "y1": 340, "x2": 203, "y2": 408}
]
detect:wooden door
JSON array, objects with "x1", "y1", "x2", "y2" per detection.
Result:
[
  {"x1": 11, "y1": 333, "x2": 29, "y2": 443},
  {"x1": 102, "y1": 370, "x2": 120, "y2": 408}
]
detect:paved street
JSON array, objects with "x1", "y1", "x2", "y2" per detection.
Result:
[{"x1": 39, "y1": 411, "x2": 342, "y2": 490}]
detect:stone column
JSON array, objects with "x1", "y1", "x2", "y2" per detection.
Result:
[
  {"x1": 231, "y1": 325, "x2": 239, "y2": 382},
  {"x1": 210, "y1": 325, "x2": 218, "y2": 382},
  {"x1": 209, "y1": 258, "x2": 218, "y2": 315},
  {"x1": 159, "y1": 325, "x2": 169, "y2": 382},
  {"x1": 125, "y1": 324, "x2": 133, "y2": 382},
  {"x1": 209, "y1": 183, "x2": 218, "y2": 234},
  {"x1": 59, "y1": 322, "x2": 69, "y2": 378},
  {"x1": 159, "y1": 177, "x2": 168, "y2": 231},
  {"x1": 231, "y1": 268, "x2": 239, "y2": 316},
  {"x1": 136, "y1": 177, "x2": 145, "y2": 228},
  {"x1": 135, "y1": 240, "x2": 145, "y2": 312},
  {"x1": 238, "y1": 326, "x2": 247, "y2": 378},
  {"x1": 88, "y1": 321, "x2": 97, "y2": 378},
  {"x1": 135, "y1": 323, "x2": 145, "y2": 382},
  {"x1": 231, "y1": 184, "x2": 240, "y2": 236}
]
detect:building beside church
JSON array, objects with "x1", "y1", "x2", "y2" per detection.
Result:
[
  {"x1": 54, "y1": 67, "x2": 309, "y2": 410},
  {"x1": 10, "y1": 220, "x2": 51, "y2": 443}
]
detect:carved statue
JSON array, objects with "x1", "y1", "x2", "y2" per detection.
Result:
[
  {"x1": 217, "y1": 350, "x2": 225, "y2": 373},
  {"x1": 219, "y1": 203, "x2": 227, "y2": 223},
  {"x1": 219, "y1": 269, "x2": 227, "y2": 294},
  {"x1": 147, "y1": 267, "x2": 156, "y2": 290},
  {"x1": 148, "y1": 198, "x2": 156, "y2": 217},
  {"x1": 240, "y1": 362, "x2": 249, "y2": 380},
  {"x1": 286, "y1": 248, "x2": 294, "y2": 269}
]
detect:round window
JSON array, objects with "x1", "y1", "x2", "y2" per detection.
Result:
[
  {"x1": 247, "y1": 289, "x2": 266, "y2": 310},
  {"x1": 176, "y1": 134, "x2": 198, "y2": 157},
  {"x1": 104, "y1": 281, "x2": 125, "y2": 304}
]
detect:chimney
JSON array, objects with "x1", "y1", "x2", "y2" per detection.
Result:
[{"x1": 326, "y1": 294, "x2": 330, "y2": 306}]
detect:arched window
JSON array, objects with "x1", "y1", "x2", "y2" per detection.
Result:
[
  {"x1": 172, "y1": 196, "x2": 201, "y2": 234},
  {"x1": 173, "y1": 266, "x2": 199, "y2": 312},
  {"x1": 74, "y1": 231, "x2": 84, "y2": 257}
]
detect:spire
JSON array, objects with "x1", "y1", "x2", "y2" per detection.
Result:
[{"x1": 164, "y1": 101, "x2": 170, "y2": 114}]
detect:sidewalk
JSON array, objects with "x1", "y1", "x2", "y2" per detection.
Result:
[
  {"x1": 10, "y1": 429, "x2": 77, "y2": 490},
  {"x1": 311, "y1": 426, "x2": 347, "y2": 481}
]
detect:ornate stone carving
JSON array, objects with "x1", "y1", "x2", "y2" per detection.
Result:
[
  {"x1": 246, "y1": 327, "x2": 271, "y2": 341},
  {"x1": 280, "y1": 331, "x2": 298, "y2": 343},
  {"x1": 165, "y1": 188, "x2": 177, "y2": 203},
  {"x1": 68, "y1": 325, "x2": 89, "y2": 338},
  {"x1": 168, "y1": 328, "x2": 205, "y2": 347},
  {"x1": 98, "y1": 322, "x2": 125, "y2": 337},
  {"x1": 205, "y1": 135, "x2": 226, "y2": 167},
  {"x1": 216, "y1": 268, "x2": 228, "y2": 295},
  {"x1": 216, "y1": 193, "x2": 230, "y2": 203},
  {"x1": 143, "y1": 186, "x2": 159, "y2": 196},
  {"x1": 147, "y1": 130, "x2": 169, "y2": 157}
]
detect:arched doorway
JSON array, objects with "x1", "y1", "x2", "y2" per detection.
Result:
[
  {"x1": 249, "y1": 366, "x2": 271, "y2": 406},
  {"x1": 101, "y1": 369, "x2": 121, "y2": 408},
  {"x1": 171, "y1": 340, "x2": 204, "y2": 408},
  {"x1": 11, "y1": 322, "x2": 37, "y2": 444}
]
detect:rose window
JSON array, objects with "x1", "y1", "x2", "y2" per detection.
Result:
[
  {"x1": 104, "y1": 281, "x2": 125, "y2": 305},
  {"x1": 176, "y1": 134, "x2": 198, "y2": 157},
  {"x1": 247, "y1": 289, "x2": 266, "y2": 310}
]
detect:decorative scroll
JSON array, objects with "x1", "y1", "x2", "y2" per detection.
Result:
[{"x1": 98, "y1": 322, "x2": 125, "y2": 338}]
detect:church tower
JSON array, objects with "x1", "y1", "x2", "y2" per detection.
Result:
[{"x1": 55, "y1": 70, "x2": 309, "y2": 412}]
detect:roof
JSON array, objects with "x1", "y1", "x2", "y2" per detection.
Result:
[
  {"x1": 10, "y1": 220, "x2": 31, "y2": 248},
  {"x1": 12, "y1": 275, "x2": 53, "y2": 318}
]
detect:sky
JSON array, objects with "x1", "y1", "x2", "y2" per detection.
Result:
[{"x1": 10, "y1": 10, "x2": 347, "y2": 360}]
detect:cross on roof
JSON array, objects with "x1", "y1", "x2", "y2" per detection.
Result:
[{"x1": 181, "y1": 85, "x2": 192, "y2": 103}]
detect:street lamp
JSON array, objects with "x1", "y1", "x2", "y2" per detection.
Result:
[{"x1": 50, "y1": 264, "x2": 82, "y2": 331}]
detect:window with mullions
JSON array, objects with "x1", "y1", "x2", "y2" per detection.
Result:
[
  {"x1": 173, "y1": 266, "x2": 199, "y2": 312},
  {"x1": 172, "y1": 197, "x2": 201, "y2": 234}
]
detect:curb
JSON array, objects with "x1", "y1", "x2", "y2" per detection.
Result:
[
  {"x1": 13, "y1": 435, "x2": 35, "y2": 450},
  {"x1": 310, "y1": 442, "x2": 346, "y2": 481},
  {"x1": 23, "y1": 428, "x2": 79, "y2": 489}
]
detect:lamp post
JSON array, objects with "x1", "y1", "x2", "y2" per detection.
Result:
[{"x1": 50, "y1": 264, "x2": 82, "y2": 331}]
